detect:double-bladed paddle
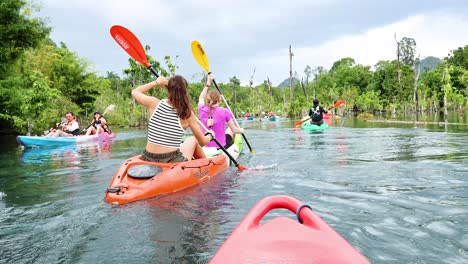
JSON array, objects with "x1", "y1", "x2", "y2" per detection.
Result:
[
  {"x1": 191, "y1": 40, "x2": 255, "y2": 154},
  {"x1": 294, "y1": 100, "x2": 346, "y2": 128},
  {"x1": 110, "y1": 25, "x2": 246, "y2": 171},
  {"x1": 103, "y1": 104, "x2": 116, "y2": 115}
]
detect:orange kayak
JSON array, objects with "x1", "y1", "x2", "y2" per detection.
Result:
[
  {"x1": 210, "y1": 195, "x2": 370, "y2": 263},
  {"x1": 104, "y1": 154, "x2": 228, "y2": 205}
]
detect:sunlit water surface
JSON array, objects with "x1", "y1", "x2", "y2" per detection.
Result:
[{"x1": 0, "y1": 119, "x2": 467, "y2": 263}]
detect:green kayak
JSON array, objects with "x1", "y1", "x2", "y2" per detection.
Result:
[
  {"x1": 300, "y1": 122, "x2": 329, "y2": 131},
  {"x1": 203, "y1": 134, "x2": 243, "y2": 165}
]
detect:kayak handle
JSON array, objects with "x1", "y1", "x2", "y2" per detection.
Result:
[
  {"x1": 296, "y1": 204, "x2": 313, "y2": 224},
  {"x1": 239, "y1": 195, "x2": 324, "y2": 231}
]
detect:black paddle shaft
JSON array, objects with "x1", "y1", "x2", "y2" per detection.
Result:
[
  {"x1": 211, "y1": 137, "x2": 240, "y2": 167},
  {"x1": 148, "y1": 66, "x2": 159, "y2": 78}
]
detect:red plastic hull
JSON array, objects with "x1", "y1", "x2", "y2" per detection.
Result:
[
  {"x1": 104, "y1": 154, "x2": 228, "y2": 205},
  {"x1": 210, "y1": 195, "x2": 370, "y2": 264}
]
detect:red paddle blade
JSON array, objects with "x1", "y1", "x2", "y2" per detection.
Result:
[
  {"x1": 110, "y1": 25, "x2": 150, "y2": 67},
  {"x1": 333, "y1": 99, "x2": 346, "y2": 108},
  {"x1": 294, "y1": 120, "x2": 303, "y2": 128},
  {"x1": 237, "y1": 164, "x2": 247, "y2": 171}
]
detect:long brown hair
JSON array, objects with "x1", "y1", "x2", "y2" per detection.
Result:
[
  {"x1": 206, "y1": 90, "x2": 220, "y2": 117},
  {"x1": 167, "y1": 75, "x2": 192, "y2": 119}
]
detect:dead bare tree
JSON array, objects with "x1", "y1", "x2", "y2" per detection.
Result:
[
  {"x1": 249, "y1": 67, "x2": 256, "y2": 88},
  {"x1": 395, "y1": 33, "x2": 402, "y2": 90},
  {"x1": 442, "y1": 65, "x2": 449, "y2": 122},
  {"x1": 289, "y1": 45, "x2": 294, "y2": 102},
  {"x1": 413, "y1": 56, "x2": 421, "y2": 121},
  {"x1": 304, "y1": 65, "x2": 311, "y2": 100},
  {"x1": 229, "y1": 76, "x2": 240, "y2": 117},
  {"x1": 301, "y1": 77, "x2": 307, "y2": 97},
  {"x1": 264, "y1": 77, "x2": 273, "y2": 110},
  {"x1": 266, "y1": 76, "x2": 273, "y2": 96}
]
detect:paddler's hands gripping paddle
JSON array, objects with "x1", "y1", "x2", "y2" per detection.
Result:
[
  {"x1": 191, "y1": 40, "x2": 255, "y2": 154},
  {"x1": 197, "y1": 120, "x2": 247, "y2": 171},
  {"x1": 294, "y1": 100, "x2": 346, "y2": 128},
  {"x1": 110, "y1": 25, "x2": 246, "y2": 171}
]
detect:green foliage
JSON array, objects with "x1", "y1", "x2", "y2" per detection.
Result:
[
  {"x1": 356, "y1": 90, "x2": 382, "y2": 111},
  {"x1": 369, "y1": 60, "x2": 413, "y2": 106},
  {"x1": 446, "y1": 45, "x2": 468, "y2": 69},
  {"x1": 0, "y1": 0, "x2": 50, "y2": 78},
  {"x1": 357, "y1": 112, "x2": 374, "y2": 120},
  {"x1": 0, "y1": 4, "x2": 466, "y2": 135},
  {"x1": 398, "y1": 37, "x2": 417, "y2": 66}
]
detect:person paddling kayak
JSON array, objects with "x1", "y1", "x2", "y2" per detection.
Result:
[
  {"x1": 132, "y1": 75, "x2": 213, "y2": 162},
  {"x1": 45, "y1": 112, "x2": 80, "y2": 137},
  {"x1": 309, "y1": 99, "x2": 330, "y2": 126},
  {"x1": 198, "y1": 73, "x2": 243, "y2": 149}
]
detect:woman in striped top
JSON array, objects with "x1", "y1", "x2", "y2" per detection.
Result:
[{"x1": 131, "y1": 75, "x2": 213, "y2": 162}]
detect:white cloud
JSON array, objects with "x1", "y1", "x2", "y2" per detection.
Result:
[
  {"x1": 245, "y1": 11, "x2": 468, "y2": 86},
  {"x1": 37, "y1": 1, "x2": 467, "y2": 87}
]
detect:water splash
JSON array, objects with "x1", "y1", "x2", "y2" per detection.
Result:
[{"x1": 246, "y1": 163, "x2": 278, "y2": 171}]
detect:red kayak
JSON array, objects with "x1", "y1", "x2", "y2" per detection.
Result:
[{"x1": 210, "y1": 195, "x2": 370, "y2": 264}]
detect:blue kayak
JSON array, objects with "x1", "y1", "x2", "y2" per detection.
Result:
[
  {"x1": 268, "y1": 116, "x2": 277, "y2": 121},
  {"x1": 17, "y1": 133, "x2": 116, "y2": 148}
]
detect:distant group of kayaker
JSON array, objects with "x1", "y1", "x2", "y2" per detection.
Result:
[
  {"x1": 243, "y1": 110, "x2": 277, "y2": 119},
  {"x1": 45, "y1": 111, "x2": 111, "y2": 137}
]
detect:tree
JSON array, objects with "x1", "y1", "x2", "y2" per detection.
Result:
[
  {"x1": 304, "y1": 65, "x2": 312, "y2": 86},
  {"x1": 0, "y1": 0, "x2": 50, "y2": 78},
  {"x1": 446, "y1": 45, "x2": 468, "y2": 69},
  {"x1": 413, "y1": 57, "x2": 421, "y2": 120},
  {"x1": 289, "y1": 45, "x2": 294, "y2": 102},
  {"x1": 395, "y1": 36, "x2": 417, "y2": 90},
  {"x1": 398, "y1": 37, "x2": 417, "y2": 66},
  {"x1": 330, "y1": 57, "x2": 355, "y2": 73},
  {"x1": 229, "y1": 76, "x2": 240, "y2": 116},
  {"x1": 442, "y1": 63, "x2": 452, "y2": 120}
]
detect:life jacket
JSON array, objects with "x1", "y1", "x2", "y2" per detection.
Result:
[
  {"x1": 310, "y1": 106, "x2": 321, "y2": 121},
  {"x1": 93, "y1": 117, "x2": 111, "y2": 133},
  {"x1": 93, "y1": 117, "x2": 102, "y2": 128}
]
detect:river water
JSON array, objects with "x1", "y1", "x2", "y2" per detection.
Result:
[{"x1": 0, "y1": 116, "x2": 467, "y2": 263}]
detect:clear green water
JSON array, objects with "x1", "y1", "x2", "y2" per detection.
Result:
[{"x1": 0, "y1": 117, "x2": 467, "y2": 263}]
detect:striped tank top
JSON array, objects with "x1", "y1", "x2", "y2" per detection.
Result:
[{"x1": 148, "y1": 99, "x2": 185, "y2": 148}]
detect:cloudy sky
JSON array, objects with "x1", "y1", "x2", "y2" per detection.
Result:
[{"x1": 36, "y1": 0, "x2": 468, "y2": 86}]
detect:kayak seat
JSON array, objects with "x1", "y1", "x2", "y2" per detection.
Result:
[{"x1": 127, "y1": 165, "x2": 162, "y2": 179}]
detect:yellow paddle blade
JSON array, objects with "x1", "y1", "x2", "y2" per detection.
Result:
[{"x1": 191, "y1": 40, "x2": 210, "y2": 72}]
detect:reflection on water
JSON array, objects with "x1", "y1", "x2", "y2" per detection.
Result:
[
  {"x1": 20, "y1": 141, "x2": 113, "y2": 165},
  {"x1": 0, "y1": 123, "x2": 467, "y2": 263}
]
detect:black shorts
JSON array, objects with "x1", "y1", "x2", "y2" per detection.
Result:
[
  {"x1": 224, "y1": 134, "x2": 233, "y2": 149},
  {"x1": 141, "y1": 149, "x2": 188, "y2": 163},
  {"x1": 66, "y1": 129, "x2": 79, "y2": 136}
]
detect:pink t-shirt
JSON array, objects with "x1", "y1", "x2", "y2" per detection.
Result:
[{"x1": 198, "y1": 103, "x2": 232, "y2": 148}]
